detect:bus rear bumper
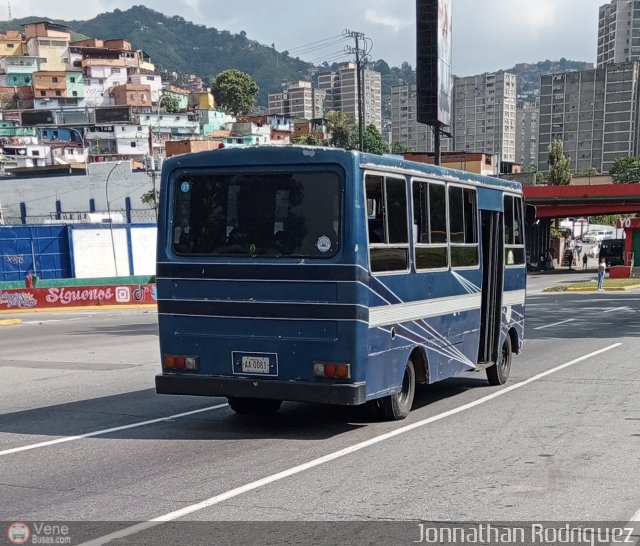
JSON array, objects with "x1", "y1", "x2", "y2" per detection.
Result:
[{"x1": 155, "y1": 374, "x2": 368, "y2": 406}]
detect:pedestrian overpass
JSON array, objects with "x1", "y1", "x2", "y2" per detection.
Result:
[
  {"x1": 523, "y1": 183, "x2": 640, "y2": 269},
  {"x1": 524, "y1": 184, "x2": 640, "y2": 218}
]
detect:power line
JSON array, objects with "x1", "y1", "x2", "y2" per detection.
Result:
[
  {"x1": 285, "y1": 33, "x2": 345, "y2": 54},
  {"x1": 288, "y1": 38, "x2": 350, "y2": 58},
  {"x1": 308, "y1": 50, "x2": 350, "y2": 65}
]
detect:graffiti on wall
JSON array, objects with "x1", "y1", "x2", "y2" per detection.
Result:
[{"x1": 0, "y1": 284, "x2": 157, "y2": 310}]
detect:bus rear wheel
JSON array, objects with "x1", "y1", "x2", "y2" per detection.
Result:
[
  {"x1": 227, "y1": 397, "x2": 283, "y2": 416},
  {"x1": 376, "y1": 358, "x2": 416, "y2": 421},
  {"x1": 486, "y1": 336, "x2": 512, "y2": 386}
]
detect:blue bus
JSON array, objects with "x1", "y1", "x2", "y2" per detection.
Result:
[{"x1": 155, "y1": 146, "x2": 526, "y2": 420}]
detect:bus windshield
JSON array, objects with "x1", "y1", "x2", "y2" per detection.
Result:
[{"x1": 172, "y1": 170, "x2": 342, "y2": 258}]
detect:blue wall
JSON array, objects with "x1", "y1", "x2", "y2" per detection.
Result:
[{"x1": 0, "y1": 225, "x2": 72, "y2": 281}]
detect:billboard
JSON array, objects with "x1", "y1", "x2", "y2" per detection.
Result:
[{"x1": 416, "y1": 0, "x2": 452, "y2": 127}]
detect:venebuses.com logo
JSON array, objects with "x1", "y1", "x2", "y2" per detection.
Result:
[
  {"x1": 6, "y1": 522, "x2": 30, "y2": 545},
  {"x1": 5, "y1": 521, "x2": 71, "y2": 544}
]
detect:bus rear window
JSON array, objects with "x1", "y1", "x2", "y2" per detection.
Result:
[{"x1": 172, "y1": 171, "x2": 341, "y2": 258}]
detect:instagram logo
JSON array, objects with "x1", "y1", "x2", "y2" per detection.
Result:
[{"x1": 115, "y1": 286, "x2": 130, "y2": 303}]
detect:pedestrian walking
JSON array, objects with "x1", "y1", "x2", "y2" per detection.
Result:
[
  {"x1": 597, "y1": 257, "x2": 606, "y2": 291},
  {"x1": 582, "y1": 253, "x2": 588, "y2": 270}
]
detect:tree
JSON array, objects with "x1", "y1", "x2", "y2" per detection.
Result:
[
  {"x1": 577, "y1": 166, "x2": 599, "y2": 177},
  {"x1": 390, "y1": 141, "x2": 410, "y2": 155},
  {"x1": 547, "y1": 140, "x2": 571, "y2": 186},
  {"x1": 326, "y1": 110, "x2": 355, "y2": 149},
  {"x1": 160, "y1": 95, "x2": 180, "y2": 113},
  {"x1": 141, "y1": 189, "x2": 159, "y2": 210},
  {"x1": 609, "y1": 156, "x2": 640, "y2": 183},
  {"x1": 362, "y1": 124, "x2": 387, "y2": 155},
  {"x1": 521, "y1": 164, "x2": 544, "y2": 185},
  {"x1": 292, "y1": 134, "x2": 325, "y2": 146},
  {"x1": 210, "y1": 69, "x2": 259, "y2": 116}
]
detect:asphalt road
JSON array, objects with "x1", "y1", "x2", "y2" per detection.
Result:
[{"x1": 0, "y1": 278, "x2": 639, "y2": 545}]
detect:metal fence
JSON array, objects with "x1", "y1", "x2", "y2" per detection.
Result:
[{"x1": 2, "y1": 208, "x2": 157, "y2": 226}]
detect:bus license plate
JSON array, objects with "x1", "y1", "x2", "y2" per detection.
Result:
[{"x1": 241, "y1": 355, "x2": 270, "y2": 374}]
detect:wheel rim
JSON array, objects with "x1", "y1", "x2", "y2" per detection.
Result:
[{"x1": 499, "y1": 341, "x2": 511, "y2": 376}]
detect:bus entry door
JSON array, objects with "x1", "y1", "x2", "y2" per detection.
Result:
[{"x1": 478, "y1": 210, "x2": 504, "y2": 365}]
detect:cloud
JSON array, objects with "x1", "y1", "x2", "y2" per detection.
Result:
[{"x1": 364, "y1": 9, "x2": 411, "y2": 32}]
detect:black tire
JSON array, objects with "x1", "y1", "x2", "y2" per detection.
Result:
[
  {"x1": 486, "y1": 336, "x2": 512, "y2": 386},
  {"x1": 376, "y1": 358, "x2": 416, "y2": 421},
  {"x1": 227, "y1": 397, "x2": 282, "y2": 416}
]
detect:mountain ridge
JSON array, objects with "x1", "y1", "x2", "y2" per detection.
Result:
[{"x1": 0, "y1": 6, "x2": 593, "y2": 114}]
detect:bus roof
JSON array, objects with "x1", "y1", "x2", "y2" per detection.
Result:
[{"x1": 161, "y1": 146, "x2": 523, "y2": 194}]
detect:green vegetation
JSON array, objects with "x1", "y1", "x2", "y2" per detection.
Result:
[
  {"x1": 609, "y1": 156, "x2": 640, "y2": 183},
  {"x1": 521, "y1": 164, "x2": 545, "y2": 185},
  {"x1": 210, "y1": 70, "x2": 259, "y2": 115},
  {"x1": 543, "y1": 278, "x2": 640, "y2": 292},
  {"x1": 547, "y1": 140, "x2": 572, "y2": 186}
]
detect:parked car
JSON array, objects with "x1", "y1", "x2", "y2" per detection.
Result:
[{"x1": 582, "y1": 229, "x2": 613, "y2": 243}]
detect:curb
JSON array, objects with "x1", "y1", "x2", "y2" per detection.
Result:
[
  {"x1": 0, "y1": 319, "x2": 22, "y2": 327},
  {"x1": 547, "y1": 285, "x2": 640, "y2": 292},
  {"x1": 0, "y1": 304, "x2": 157, "y2": 315}
]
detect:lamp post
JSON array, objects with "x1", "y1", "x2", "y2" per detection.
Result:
[
  {"x1": 67, "y1": 127, "x2": 88, "y2": 175},
  {"x1": 105, "y1": 161, "x2": 123, "y2": 276}
]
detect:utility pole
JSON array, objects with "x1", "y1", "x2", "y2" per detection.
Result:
[{"x1": 345, "y1": 29, "x2": 371, "y2": 152}]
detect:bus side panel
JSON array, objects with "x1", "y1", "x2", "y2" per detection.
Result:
[
  {"x1": 503, "y1": 266, "x2": 526, "y2": 353},
  {"x1": 365, "y1": 269, "x2": 483, "y2": 398}
]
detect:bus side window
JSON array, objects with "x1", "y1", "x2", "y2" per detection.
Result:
[{"x1": 366, "y1": 176, "x2": 385, "y2": 244}]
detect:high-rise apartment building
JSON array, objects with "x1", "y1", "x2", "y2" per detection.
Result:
[
  {"x1": 390, "y1": 83, "x2": 451, "y2": 153},
  {"x1": 267, "y1": 81, "x2": 325, "y2": 119},
  {"x1": 597, "y1": 0, "x2": 640, "y2": 67},
  {"x1": 537, "y1": 62, "x2": 640, "y2": 174},
  {"x1": 317, "y1": 62, "x2": 382, "y2": 132},
  {"x1": 452, "y1": 72, "x2": 517, "y2": 166},
  {"x1": 515, "y1": 103, "x2": 539, "y2": 167}
]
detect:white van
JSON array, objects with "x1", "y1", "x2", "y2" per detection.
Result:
[{"x1": 582, "y1": 229, "x2": 613, "y2": 243}]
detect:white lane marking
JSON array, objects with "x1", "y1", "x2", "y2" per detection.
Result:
[
  {"x1": 78, "y1": 343, "x2": 622, "y2": 546},
  {"x1": 22, "y1": 317, "x2": 87, "y2": 324},
  {"x1": 0, "y1": 404, "x2": 228, "y2": 457},
  {"x1": 604, "y1": 306, "x2": 630, "y2": 313},
  {"x1": 628, "y1": 507, "x2": 640, "y2": 545},
  {"x1": 534, "y1": 318, "x2": 575, "y2": 330}
]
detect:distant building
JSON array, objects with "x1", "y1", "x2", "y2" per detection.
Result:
[
  {"x1": 268, "y1": 81, "x2": 325, "y2": 120},
  {"x1": 404, "y1": 151, "x2": 498, "y2": 176},
  {"x1": 515, "y1": 103, "x2": 539, "y2": 168},
  {"x1": 317, "y1": 62, "x2": 382, "y2": 133},
  {"x1": 453, "y1": 72, "x2": 517, "y2": 169},
  {"x1": 390, "y1": 83, "x2": 451, "y2": 153},
  {"x1": 597, "y1": 0, "x2": 640, "y2": 67},
  {"x1": 537, "y1": 62, "x2": 640, "y2": 174}
]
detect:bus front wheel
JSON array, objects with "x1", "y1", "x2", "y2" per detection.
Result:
[
  {"x1": 376, "y1": 358, "x2": 416, "y2": 421},
  {"x1": 227, "y1": 397, "x2": 283, "y2": 416},
  {"x1": 486, "y1": 336, "x2": 512, "y2": 386}
]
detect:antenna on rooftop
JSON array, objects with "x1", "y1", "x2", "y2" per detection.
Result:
[{"x1": 7, "y1": 1, "x2": 12, "y2": 20}]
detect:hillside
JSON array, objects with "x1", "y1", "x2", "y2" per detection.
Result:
[{"x1": 1, "y1": 6, "x2": 591, "y2": 116}]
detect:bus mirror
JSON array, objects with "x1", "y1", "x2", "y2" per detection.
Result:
[{"x1": 525, "y1": 204, "x2": 537, "y2": 225}]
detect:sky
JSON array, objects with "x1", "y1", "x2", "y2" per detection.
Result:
[{"x1": 10, "y1": 0, "x2": 605, "y2": 75}]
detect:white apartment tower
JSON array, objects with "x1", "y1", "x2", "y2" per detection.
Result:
[
  {"x1": 597, "y1": 0, "x2": 640, "y2": 67},
  {"x1": 317, "y1": 62, "x2": 382, "y2": 132},
  {"x1": 267, "y1": 81, "x2": 326, "y2": 119},
  {"x1": 453, "y1": 72, "x2": 517, "y2": 166},
  {"x1": 391, "y1": 83, "x2": 451, "y2": 153}
]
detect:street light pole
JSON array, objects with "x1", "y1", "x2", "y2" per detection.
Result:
[
  {"x1": 67, "y1": 127, "x2": 88, "y2": 175},
  {"x1": 105, "y1": 161, "x2": 123, "y2": 276}
]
